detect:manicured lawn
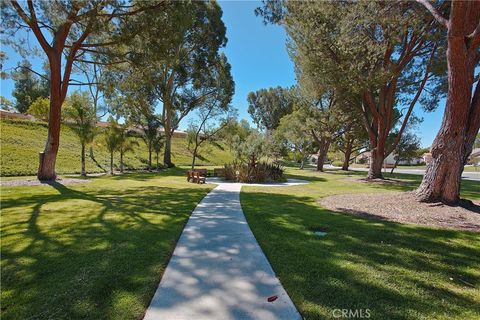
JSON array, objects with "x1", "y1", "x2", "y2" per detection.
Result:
[
  {"x1": 0, "y1": 119, "x2": 233, "y2": 176},
  {"x1": 241, "y1": 168, "x2": 480, "y2": 320},
  {"x1": 0, "y1": 169, "x2": 213, "y2": 320}
]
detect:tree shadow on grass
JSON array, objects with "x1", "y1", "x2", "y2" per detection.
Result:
[
  {"x1": 1, "y1": 181, "x2": 210, "y2": 320},
  {"x1": 240, "y1": 190, "x2": 480, "y2": 320}
]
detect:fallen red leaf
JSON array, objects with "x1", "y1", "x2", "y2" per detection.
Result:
[{"x1": 267, "y1": 295, "x2": 278, "y2": 302}]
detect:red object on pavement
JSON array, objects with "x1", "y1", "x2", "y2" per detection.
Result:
[{"x1": 267, "y1": 295, "x2": 278, "y2": 302}]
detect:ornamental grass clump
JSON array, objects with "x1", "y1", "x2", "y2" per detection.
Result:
[{"x1": 224, "y1": 155, "x2": 285, "y2": 183}]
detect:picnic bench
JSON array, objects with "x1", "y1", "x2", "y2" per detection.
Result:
[{"x1": 187, "y1": 169, "x2": 206, "y2": 184}]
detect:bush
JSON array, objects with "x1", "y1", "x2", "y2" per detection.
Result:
[{"x1": 224, "y1": 161, "x2": 285, "y2": 183}]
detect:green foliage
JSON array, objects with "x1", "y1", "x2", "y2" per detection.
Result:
[
  {"x1": 11, "y1": 60, "x2": 49, "y2": 113},
  {"x1": 26, "y1": 97, "x2": 50, "y2": 120},
  {"x1": 247, "y1": 86, "x2": 294, "y2": 130},
  {"x1": 64, "y1": 91, "x2": 97, "y2": 146},
  {"x1": 0, "y1": 95, "x2": 14, "y2": 111},
  {"x1": 0, "y1": 119, "x2": 233, "y2": 176},
  {"x1": 224, "y1": 161, "x2": 285, "y2": 183},
  {"x1": 393, "y1": 132, "x2": 421, "y2": 165}
]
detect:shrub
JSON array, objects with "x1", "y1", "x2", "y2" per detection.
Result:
[{"x1": 224, "y1": 161, "x2": 285, "y2": 183}]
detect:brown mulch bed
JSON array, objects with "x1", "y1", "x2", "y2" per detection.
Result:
[
  {"x1": 343, "y1": 176, "x2": 417, "y2": 186},
  {"x1": 319, "y1": 192, "x2": 480, "y2": 232},
  {"x1": 1, "y1": 178, "x2": 90, "y2": 187}
]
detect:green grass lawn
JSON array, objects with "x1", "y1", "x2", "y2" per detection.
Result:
[
  {"x1": 349, "y1": 163, "x2": 479, "y2": 172},
  {"x1": 241, "y1": 168, "x2": 480, "y2": 320},
  {"x1": 0, "y1": 118, "x2": 233, "y2": 176},
  {"x1": 0, "y1": 169, "x2": 213, "y2": 320}
]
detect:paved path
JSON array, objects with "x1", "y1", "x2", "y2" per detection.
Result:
[
  {"x1": 345, "y1": 166, "x2": 480, "y2": 181},
  {"x1": 144, "y1": 179, "x2": 306, "y2": 320}
]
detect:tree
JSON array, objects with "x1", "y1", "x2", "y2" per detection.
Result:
[
  {"x1": 186, "y1": 54, "x2": 235, "y2": 169},
  {"x1": 258, "y1": 0, "x2": 445, "y2": 179},
  {"x1": 0, "y1": 96, "x2": 14, "y2": 111},
  {"x1": 104, "y1": 1, "x2": 229, "y2": 168},
  {"x1": 152, "y1": 135, "x2": 165, "y2": 170},
  {"x1": 247, "y1": 86, "x2": 294, "y2": 131},
  {"x1": 3, "y1": 0, "x2": 165, "y2": 180},
  {"x1": 104, "y1": 118, "x2": 120, "y2": 175},
  {"x1": 27, "y1": 97, "x2": 50, "y2": 120},
  {"x1": 334, "y1": 116, "x2": 369, "y2": 171},
  {"x1": 275, "y1": 110, "x2": 315, "y2": 169},
  {"x1": 11, "y1": 60, "x2": 48, "y2": 113},
  {"x1": 64, "y1": 91, "x2": 97, "y2": 176},
  {"x1": 415, "y1": 0, "x2": 480, "y2": 204},
  {"x1": 390, "y1": 132, "x2": 421, "y2": 173},
  {"x1": 137, "y1": 113, "x2": 162, "y2": 171},
  {"x1": 116, "y1": 125, "x2": 139, "y2": 174}
]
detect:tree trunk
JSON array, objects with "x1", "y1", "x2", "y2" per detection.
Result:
[
  {"x1": 416, "y1": 3, "x2": 480, "y2": 204},
  {"x1": 300, "y1": 156, "x2": 305, "y2": 170},
  {"x1": 342, "y1": 139, "x2": 353, "y2": 171},
  {"x1": 390, "y1": 158, "x2": 399, "y2": 174},
  {"x1": 37, "y1": 56, "x2": 62, "y2": 181},
  {"x1": 148, "y1": 142, "x2": 152, "y2": 171},
  {"x1": 156, "y1": 153, "x2": 159, "y2": 170},
  {"x1": 316, "y1": 139, "x2": 330, "y2": 172},
  {"x1": 163, "y1": 106, "x2": 174, "y2": 168},
  {"x1": 81, "y1": 143, "x2": 86, "y2": 176},
  {"x1": 191, "y1": 145, "x2": 199, "y2": 169},
  {"x1": 120, "y1": 151, "x2": 124, "y2": 173},
  {"x1": 368, "y1": 148, "x2": 384, "y2": 179},
  {"x1": 110, "y1": 152, "x2": 114, "y2": 175}
]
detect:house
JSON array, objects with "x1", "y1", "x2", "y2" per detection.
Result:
[
  {"x1": 354, "y1": 150, "x2": 424, "y2": 167},
  {"x1": 469, "y1": 148, "x2": 480, "y2": 165}
]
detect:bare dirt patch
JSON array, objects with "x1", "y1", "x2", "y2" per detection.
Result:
[
  {"x1": 1, "y1": 178, "x2": 90, "y2": 187},
  {"x1": 319, "y1": 192, "x2": 480, "y2": 232}
]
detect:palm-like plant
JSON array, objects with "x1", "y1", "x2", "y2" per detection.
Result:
[
  {"x1": 104, "y1": 118, "x2": 120, "y2": 175},
  {"x1": 117, "y1": 125, "x2": 139, "y2": 173},
  {"x1": 64, "y1": 92, "x2": 97, "y2": 176}
]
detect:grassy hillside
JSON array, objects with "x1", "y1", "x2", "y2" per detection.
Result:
[{"x1": 0, "y1": 119, "x2": 233, "y2": 176}]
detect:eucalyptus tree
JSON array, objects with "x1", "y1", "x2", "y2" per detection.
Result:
[
  {"x1": 186, "y1": 54, "x2": 235, "y2": 169},
  {"x1": 247, "y1": 86, "x2": 294, "y2": 131},
  {"x1": 106, "y1": 0, "x2": 230, "y2": 168},
  {"x1": 414, "y1": 0, "x2": 480, "y2": 204},
  {"x1": 258, "y1": 0, "x2": 446, "y2": 179},
  {"x1": 2, "y1": 0, "x2": 165, "y2": 180},
  {"x1": 64, "y1": 91, "x2": 97, "y2": 176}
]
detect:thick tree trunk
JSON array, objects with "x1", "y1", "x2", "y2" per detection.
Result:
[
  {"x1": 368, "y1": 148, "x2": 384, "y2": 179},
  {"x1": 316, "y1": 140, "x2": 330, "y2": 172},
  {"x1": 342, "y1": 139, "x2": 353, "y2": 171},
  {"x1": 110, "y1": 152, "x2": 114, "y2": 175},
  {"x1": 37, "y1": 57, "x2": 62, "y2": 181},
  {"x1": 81, "y1": 143, "x2": 86, "y2": 176},
  {"x1": 416, "y1": 3, "x2": 480, "y2": 204}
]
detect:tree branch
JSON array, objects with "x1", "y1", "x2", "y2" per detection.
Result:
[{"x1": 415, "y1": 0, "x2": 448, "y2": 28}]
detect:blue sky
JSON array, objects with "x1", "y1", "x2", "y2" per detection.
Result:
[{"x1": 0, "y1": 0, "x2": 444, "y2": 147}]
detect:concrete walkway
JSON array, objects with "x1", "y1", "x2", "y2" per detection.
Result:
[{"x1": 144, "y1": 179, "x2": 306, "y2": 320}]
